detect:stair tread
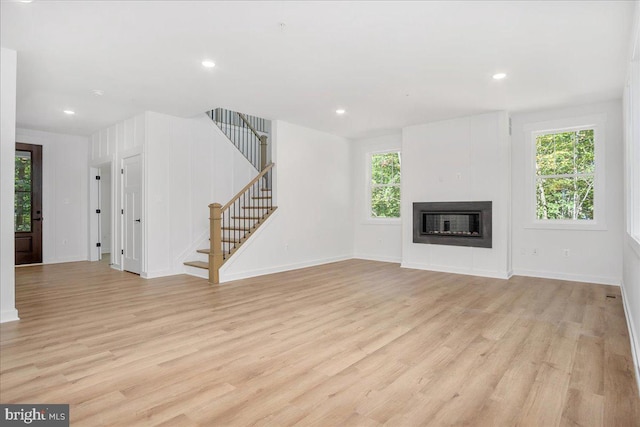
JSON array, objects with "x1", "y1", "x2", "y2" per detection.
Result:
[
  {"x1": 196, "y1": 248, "x2": 209, "y2": 254},
  {"x1": 242, "y1": 206, "x2": 270, "y2": 210},
  {"x1": 260, "y1": 188, "x2": 272, "y2": 192},
  {"x1": 222, "y1": 226, "x2": 251, "y2": 231},
  {"x1": 232, "y1": 216, "x2": 263, "y2": 219},
  {"x1": 184, "y1": 260, "x2": 208, "y2": 269},
  {"x1": 251, "y1": 196, "x2": 272, "y2": 200}
]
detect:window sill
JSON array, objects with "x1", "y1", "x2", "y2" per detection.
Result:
[
  {"x1": 363, "y1": 218, "x2": 401, "y2": 226},
  {"x1": 627, "y1": 233, "x2": 640, "y2": 258},
  {"x1": 524, "y1": 219, "x2": 607, "y2": 231}
]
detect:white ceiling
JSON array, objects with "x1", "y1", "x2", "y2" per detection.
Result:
[{"x1": 0, "y1": 1, "x2": 636, "y2": 139}]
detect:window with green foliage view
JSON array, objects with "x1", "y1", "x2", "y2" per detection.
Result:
[
  {"x1": 15, "y1": 151, "x2": 32, "y2": 232},
  {"x1": 370, "y1": 152, "x2": 401, "y2": 218},
  {"x1": 535, "y1": 129, "x2": 595, "y2": 220}
]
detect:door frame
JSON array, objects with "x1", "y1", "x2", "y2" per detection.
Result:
[
  {"x1": 121, "y1": 154, "x2": 143, "y2": 274},
  {"x1": 88, "y1": 161, "x2": 114, "y2": 263},
  {"x1": 88, "y1": 153, "x2": 145, "y2": 274}
]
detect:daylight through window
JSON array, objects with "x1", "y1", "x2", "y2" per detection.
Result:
[
  {"x1": 535, "y1": 128, "x2": 595, "y2": 220},
  {"x1": 370, "y1": 152, "x2": 401, "y2": 218}
]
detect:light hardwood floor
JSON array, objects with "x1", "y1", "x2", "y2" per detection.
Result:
[{"x1": 1, "y1": 260, "x2": 639, "y2": 426}]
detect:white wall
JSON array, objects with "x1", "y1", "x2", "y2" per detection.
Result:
[
  {"x1": 89, "y1": 111, "x2": 256, "y2": 278},
  {"x1": 401, "y1": 111, "x2": 511, "y2": 279},
  {"x1": 622, "y1": 2, "x2": 640, "y2": 391},
  {"x1": 144, "y1": 112, "x2": 257, "y2": 278},
  {"x1": 352, "y1": 133, "x2": 402, "y2": 262},
  {"x1": 511, "y1": 101, "x2": 624, "y2": 285},
  {"x1": 90, "y1": 114, "x2": 145, "y2": 164},
  {"x1": 220, "y1": 120, "x2": 353, "y2": 282},
  {"x1": 16, "y1": 129, "x2": 90, "y2": 264},
  {"x1": 0, "y1": 47, "x2": 18, "y2": 323}
]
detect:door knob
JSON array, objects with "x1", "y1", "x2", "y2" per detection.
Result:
[{"x1": 135, "y1": 219, "x2": 141, "y2": 223}]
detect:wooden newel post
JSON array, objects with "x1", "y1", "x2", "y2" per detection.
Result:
[
  {"x1": 260, "y1": 135, "x2": 268, "y2": 171},
  {"x1": 209, "y1": 203, "x2": 223, "y2": 285}
]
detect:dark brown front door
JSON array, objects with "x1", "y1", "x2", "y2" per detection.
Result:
[{"x1": 15, "y1": 142, "x2": 43, "y2": 265}]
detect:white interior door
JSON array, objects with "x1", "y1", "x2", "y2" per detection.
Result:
[{"x1": 123, "y1": 155, "x2": 142, "y2": 274}]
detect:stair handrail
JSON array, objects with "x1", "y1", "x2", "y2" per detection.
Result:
[
  {"x1": 210, "y1": 108, "x2": 269, "y2": 171},
  {"x1": 237, "y1": 112, "x2": 262, "y2": 140},
  {"x1": 208, "y1": 162, "x2": 275, "y2": 284},
  {"x1": 238, "y1": 113, "x2": 269, "y2": 171},
  {"x1": 222, "y1": 162, "x2": 274, "y2": 211}
]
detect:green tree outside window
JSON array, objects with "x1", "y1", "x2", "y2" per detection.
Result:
[
  {"x1": 371, "y1": 152, "x2": 401, "y2": 218},
  {"x1": 15, "y1": 151, "x2": 32, "y2": 232},
  {"x1": 535, "y1": 129, "x2": 595, "y2": 220}
]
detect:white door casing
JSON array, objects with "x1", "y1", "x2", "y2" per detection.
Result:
[
  {"x1": 122, "y1": 155, "x2": 142, "y2": 274},
  {"x1": 97, "y1": 170, "x2": 102, "y2": 261}
]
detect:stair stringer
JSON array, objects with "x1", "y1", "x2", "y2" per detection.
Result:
[
  {"x1": 178, "y1": 114, "x2": 260, "y2": 278},
  {"x1": 218, "y1": 207, "x2": 281, "y2": 282},
  {"x1": 177, "y1": 229, "x2": 209, "y2": 278}
]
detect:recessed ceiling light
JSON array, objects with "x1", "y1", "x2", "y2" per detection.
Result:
[
  {"x1": 19, "y1": 0, "x2": 33, "y2": 3},
  {"x1": 63, "y1": 110, "x2": 75, "y2": 115},
  {"x1": 201, "y1": 60, "x2": 216, "y2": 68},
  {"x1": 336, "y1": 109, "x2": 346, "y2": 115},
  {"x1": 92, "y1": 89, "x2": 104, "y2": 96},
  {"x1": 492, "y1": 73, "x2": 507, "y2": 80}
]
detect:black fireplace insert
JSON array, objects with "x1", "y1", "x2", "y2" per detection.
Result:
[{"x1": 413, "y1": 201, "x2": 492, "y2": 248}]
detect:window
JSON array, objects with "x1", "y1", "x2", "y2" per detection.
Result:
[
  {"x1": 534, "y1": 128, "x2": 594, "y2": 220},
  {"x1": 15, "y1": 150, "x2": 32, "y2": 232},
  {"x1": 369, "y1": 151, "x2": 401, "y2": 219},
  {"x1": 525, "y1": 114, "x2": 605, "y2": 229},
  {"x1": 624, "y1": 60, "x2": 640, "y2": 247}
]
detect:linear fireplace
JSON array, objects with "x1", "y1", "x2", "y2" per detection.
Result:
[{"x1": 413, "y1": 201, "x2": 492, "y2": 248}]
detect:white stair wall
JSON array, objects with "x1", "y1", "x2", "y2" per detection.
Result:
[{"x1": 143, "y1": 112, "x2": 259, "y2": 278}]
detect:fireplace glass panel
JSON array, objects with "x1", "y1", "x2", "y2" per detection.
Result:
[{"x1": 422, "y1": 212, "x2": 481, "y2": 237}]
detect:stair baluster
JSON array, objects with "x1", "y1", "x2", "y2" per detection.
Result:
[
  {"x1": 185, "y1": 109, "x2": 275, "y2": 283},
  {"x1": 207, "y1": 163, "x2": 276, "y2": 284}
]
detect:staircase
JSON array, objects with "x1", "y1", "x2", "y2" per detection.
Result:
[{"x1": 184, "y1": 109, "x2": 276, "y2": 284}]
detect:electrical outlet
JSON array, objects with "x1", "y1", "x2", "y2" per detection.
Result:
[{"x1": 563, "y1": 249, "x2": 570, "y2": 257}]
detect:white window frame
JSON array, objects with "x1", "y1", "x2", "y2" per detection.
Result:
[
  {"x1": 366, "y1": 150, "x2": 401, "y2": 224},
  {"x1": 625, "y1": 60, "x2": 640, "y2": 254},
  {"x1": 523, "y1": 114, "x2": 606, "y2": 230}
]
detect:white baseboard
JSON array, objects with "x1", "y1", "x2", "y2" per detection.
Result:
[
  {"x1": 401, "y1": 262, "x2": 510, "y2": 280},
  {"x1": 620, "y1": 280, "x2": 640, "y2": 395},
  {"x1": 0, "y1": 308, "x2": 20, "y2": 323},
  {"x1": 43, "y1": 256, "x2": 89, "y2": 265},
  {"x1": 220, "y1": 255, "x2": 352, "y2": 283},
  {"x1": 512, "y1": 269, "x2": 621, "y2": 286},
  {"x1": 353, "y1": 254, "x2": 402, "y2": 263},
  {"x1": 141, "y1": 269, "x2": 177, "y2": 279}
]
